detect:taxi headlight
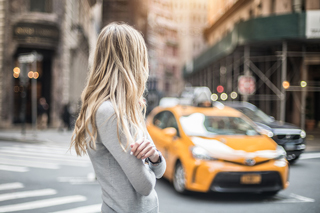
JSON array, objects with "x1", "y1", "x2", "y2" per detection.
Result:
[
  {"x1": 274, "y1": 145, "x2": 286, "y2": 160},
  {"x1": 300, "y1": 130, "x2": 306, "y2": 139},
  {"x1": 190, "y1": 146, "x2": 217, "y2": 160}
]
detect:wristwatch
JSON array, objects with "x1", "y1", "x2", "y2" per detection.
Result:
[{"x1": 147, "y1": 150, "x2": 162, "y2": 165}]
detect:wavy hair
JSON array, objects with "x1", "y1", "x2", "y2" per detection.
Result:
[{"x1": 71, "y1": 23, "x2": 149, "y2": 156}]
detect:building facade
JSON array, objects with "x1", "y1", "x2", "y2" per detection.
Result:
[
  {"x1": 184, "y1": 0, "x2": 320, "y2": 130},
  {"x1": 147, "y1": 0, "x2": 179, "y2": 101},
  {"x1": 147, "y1": 0, "x2": 208, "y2": 101},
  {"x1": 0, "y1": 0, "x2": 102, "y2": 128}
]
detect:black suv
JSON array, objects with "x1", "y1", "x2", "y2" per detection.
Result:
[{"x1": 223, "y1": 102, "x2": 306, "y2": 163}]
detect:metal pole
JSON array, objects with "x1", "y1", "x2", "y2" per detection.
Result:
[
  {"x1": 280, "y1": 41, "x2": 287, "y2": 123},
  {"x1": 32, "y1": 52, "x2": 37, "y2": 136},
  {"x1": 243, "y1": 46, "x2": 250, "y2": 102},
  {"x1": 301, "y1": 46, "x2": 307, "y2": 130},
  {"x1": 19, "y1": 63, "x2": 28, "y2": 135}
]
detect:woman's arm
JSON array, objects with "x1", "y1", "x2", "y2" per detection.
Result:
[
  {"x1": 95, "y1": 102, "x2": 155, "y2": 196},
  {"x1": 130, "y1": 134, "x2": 166, "y2": 179}
]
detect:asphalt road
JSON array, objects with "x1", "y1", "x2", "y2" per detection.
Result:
[{"x1": 0, "y1": 140, "x2": 319, "y2": 213}]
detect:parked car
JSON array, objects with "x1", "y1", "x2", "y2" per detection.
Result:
[
  {"x1": 223, "y1": 101, "x2": 306, "y2": 163},
  {"x1": 146, "y1": 103, "x2": 289, "y2": 195}
]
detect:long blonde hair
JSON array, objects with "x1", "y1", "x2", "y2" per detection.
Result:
[{"x1": 71, "y1": 23, "x2": 149, "y2": 156}]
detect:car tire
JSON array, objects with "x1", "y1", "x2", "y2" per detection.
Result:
[
  {"x1": 288, "y1": 155, "x2": 300, "y2": 164},
  {"x1": 173, "y1": 162, "x2": 187, "y2": 194}
]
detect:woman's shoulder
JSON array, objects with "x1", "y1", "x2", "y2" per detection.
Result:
[{"x1": 96, "y1": 100, "x2": 115, "y2": 117}]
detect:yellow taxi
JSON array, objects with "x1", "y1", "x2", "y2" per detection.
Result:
[{"x1": 146, "y1": 102, "x2": 289, "y2": 195}]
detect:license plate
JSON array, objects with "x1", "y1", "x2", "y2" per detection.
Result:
[
  {"x1": 285, "y1": 143, "x2": 296, "y2": 151},
  {"x1": 240, "y1": 174, "x2": 261, "y2": 184}
]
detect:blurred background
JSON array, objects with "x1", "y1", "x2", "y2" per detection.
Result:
[
  {"x1": 0, "y1": 1, "x2": 320, "y2": 213},
  {"x1": 0, "y1": 0, "x2": 319, "y2": 131}
]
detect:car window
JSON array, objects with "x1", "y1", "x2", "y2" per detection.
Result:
[
  {"x1": 153, "y1": 111, "x2": 167, "y2": 129},
  {"x1": 165, "y1": 112, "x2": 180, "y2": 137},
  {"x1": 237, "y1": 108, "x2": 273, "y2": 123},
  {"x1": 153, "y1": 111, "x2": 180, "y2": 136}
]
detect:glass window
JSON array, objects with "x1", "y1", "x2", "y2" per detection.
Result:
[
  {"x1": 180, "y1": 113, "x2": 259, "y2": 137},
  {"x1": 153, "y1": 111, "x2": 167, "y2": 129},
  {"x1": 30, "y1": 0, "x2": 52, "y2": 13},
  {"x1": 236, "y1": 108, "x2": 273, "y2": 124},
  {"x1": 153, "y1": 111, "x2": 180, "y2": 136}
]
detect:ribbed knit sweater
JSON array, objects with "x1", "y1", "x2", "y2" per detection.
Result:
[{"x1": 87, "y1": 101, "x2": 166, "y2": 213}]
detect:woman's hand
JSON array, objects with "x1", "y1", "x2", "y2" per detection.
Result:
[{"x1": 130, "y1": 137, "x2": 159, "y2": 162}]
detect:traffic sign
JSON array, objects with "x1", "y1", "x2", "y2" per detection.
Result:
[{"x1": 238, "y1": 75, "x2": 256, "y2": 95}]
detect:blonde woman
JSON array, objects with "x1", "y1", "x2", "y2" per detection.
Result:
[{"x1": 71, "y1": 23, "x2": 166, "y2": 213}]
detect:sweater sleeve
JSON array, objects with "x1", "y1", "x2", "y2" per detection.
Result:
[
  {"x1": 95, "y1": 102, "x2": 156, "y2": 196},
  {"x1": 146, "y1": 132, "x2": 166, "y2": 179}
]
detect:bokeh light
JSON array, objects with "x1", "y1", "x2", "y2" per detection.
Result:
[
  {"x1": 230, "y1": 91, "x2": 238, "y2": 99},
  {"x1": 301, "y1": 81, "x2": 307, "y2": 87},
  {"x1": 220, "y1": 93, "x2": 228, "y2": 101},
  {"x1": 282, "y1": 81, "x2": 290, "y2": 89},
  {"x1": 211, "y1": 93, "x2": 218, "y2": 101},
  {"x1": 28, "y1": 71, "x2": 34, "y2": 79},
  {"x1": 33, "y1": 72, "x2": 39, "y2": 79}
]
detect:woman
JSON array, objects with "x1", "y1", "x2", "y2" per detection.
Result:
[{"x1": 70, "y1": 23, "x2": 166, "y2": 213}]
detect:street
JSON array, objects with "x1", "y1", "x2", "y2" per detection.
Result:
[{"x1": 0, "y1": 139, "x2": 319, "y2": 213}]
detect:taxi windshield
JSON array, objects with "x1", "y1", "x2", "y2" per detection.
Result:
[{"x1": 180, "y1": 113, "x2": 259, "y2": 137}]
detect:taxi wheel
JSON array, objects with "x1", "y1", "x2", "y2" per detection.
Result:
[{"x1": 173, "y1": 162, "x2": 187, "y2": 194}]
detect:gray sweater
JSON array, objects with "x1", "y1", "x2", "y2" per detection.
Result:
[{"x1": 87, "y1": 101, "x2": 166, "y2": 213}]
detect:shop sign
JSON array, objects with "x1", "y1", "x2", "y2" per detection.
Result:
[
  {"x1": 306, "y1": 10, "x2": 320, "y2": 38},
  {"x1": 13, "y1": 22, "x2": 59, "y2": 47}
]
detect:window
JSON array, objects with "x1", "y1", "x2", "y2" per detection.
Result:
[
  {"x1": 153, "y1": 111, "x2": 180, "y2": 136},
  {"x1": 153, "y1": 112, "x2": 167, "y2": 129},
  {"x1": 30, "y1": 0, "x2": 52, "y2": 13}
]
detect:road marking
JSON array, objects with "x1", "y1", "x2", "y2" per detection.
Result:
[
  {"x1": 0, "y1": 153, "x2": 90, "y2": 167},
  {"x1": 2, "y1": 146, "x2": 89, "y2": 158},
  {"x1": 268, "y1": 193, "x2": 315, "y2": 203},
  {"x1": 0, "y1": 195, "x2": 87, "y2": 212},
  {"x1": 0, "y1": 165, "x2": 29, "y2": 172},
  {"x1": 51, "y1": 204, "x2": 101, "y2": 213},
  {"x1": 0, "y1": 149, "x2": 89, "y2": 162},
  {"x1": 0, "y1": 183, "x2": 24, "y2": 191},
  {"x1": 290, "y1": 193, "x2": 315, "y2": 202},
  {"x1": 0, "y1": 189, "x2": 56, "y2": 202},
  {"x1": 300, "y1": 152, "x2": 320, "y2": 160},
  {"x1": 57, "y1": 175, "x2": 97, "y2": 185},
  {"x1": 0, "y1": 158, "x2": 59, "y2": 169}
]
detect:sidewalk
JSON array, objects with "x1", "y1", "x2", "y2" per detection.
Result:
[
  {"x1": 0, "y1": 128, "x2": 320, "y2": 152},
  {"x1": 0, "y1": 128, "x2": 73, "y2": 145}
]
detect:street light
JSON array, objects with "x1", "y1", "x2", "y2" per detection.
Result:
[{"x1": 282, "y1": 81, "x2": 290, "y2": 89}]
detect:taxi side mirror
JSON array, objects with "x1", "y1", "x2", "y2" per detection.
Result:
[{"x1": 163, "y1": 127, "x2": 177, "y2": 138}]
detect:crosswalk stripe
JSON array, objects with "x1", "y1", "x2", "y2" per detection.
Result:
[
  {"x1": 2, "y1": 146, "x2": 89, "y2": 158},
  {"x1": 50, "y1": 204, "x2": 101, "y2": 213},
  {"x1": 2, "y1": 146, "x2": 74, "y2": 155},
  {"x1": 0, "y1": 183, "x2": 24, "y2": 191},
  {"x1": 0, "y1": 158, "x2": 59, "y2": 169},
  {"x1": 0, "y1": 149, "x2": 89, "y2": 161},
  {"x1": 0, "y1": 189, "x2": 56, "y2": 202},
  {"x1": 0, "y1": 165, "x2": 29, "y2": 172},
  {"x1": 0, "y1": 195, "x2": 87, "y2": 212},
  {"x1": 0, "y1": 153, "x2": 90, "y2": 167}
]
